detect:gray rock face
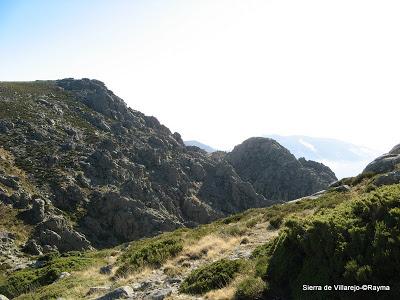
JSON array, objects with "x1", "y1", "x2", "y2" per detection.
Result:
[
  {"x1": 363, "y1": 144, "x2": 400, "y2": 175},
  {"x1": 227, "y1": 137, "x2": 337, "y2": 201},
  {"x1": 363, "y1": 154, "x2": 400, "y2": 174},
  {"x1": 23, "y1": 239, "x2": 43, "y2": 255},
  {"x1": 10, "y1": 191, "x2": 31, "y2": 209},
  {"x1": 390, "y1": 144, "x2": 400, "y2": 155},
  {"x1": 0, "y1": 174, "x2": 19, "y2": 190},
  {"x1": 146, "y1": 288, "x2": 172, "y2": 300},
  {"x1": 331, "y1": 185, "x2": 351, "y2": 193},
  {"x1": 27, "y1": 216, "x2": 92, "y2": 252},
  {"x1": 30, "y1": 198, "x2": 46, "y2": 223},
  {"x1": 374, "y1": 171, "x2": 400, "y2": 187},
  {"x1": 96, "y1": 286, "x2": 134, "y2": 300},
  {"x1": 0, "y1": 189, "x2": 9, "y2": 204}
]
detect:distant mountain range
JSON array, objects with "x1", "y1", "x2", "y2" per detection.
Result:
[{"x1": 266, "y1": 135, "x2": 381, "y2": 179}]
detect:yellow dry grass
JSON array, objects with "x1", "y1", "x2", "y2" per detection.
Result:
[
  {"x1": 181, "y1": 234, "x2": 241, "y2": 262},
  {"x1": 204, "y1": 274, "x2": 246, "y2": 300}
]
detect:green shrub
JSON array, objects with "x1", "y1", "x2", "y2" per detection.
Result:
[
  {"x1": 255, "y1": 184, "x2": 400, "y2": 299},
  {"x1": 116, "y1": 238, "x2": 183, "y2": 277},
  {"x1": 221, "y1": 225, "x2": 248, "y2": 236},
  {"x1": 245, "y1": 217, "x2": 260, "y2": 228},
  {"x1": 0, "y1": 252, "x2": 92, "y2": 298},
  {"x1": 180, "y1": 259, "x2": 242, "y2": 295},
  {"x1": 268, "y1": 215, "x2": 283, "y2": 229},
  {"x1": 235, "y1": 276, "x2": 267, "y2": 300}
]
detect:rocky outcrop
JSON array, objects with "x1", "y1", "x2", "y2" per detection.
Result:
[
  {"x1": 227, "y1": 137, "x2": 337, "y2": 201},
  {"x1": 96, "y1": 286, "x2": 134, "y2": 300},
  {"x1": 0, "y1": 79, "x2": 268, "y2": 249},
  {"x1": 374, "y1": 171, "x2": 400, "y2": 187},
  {"x1": 363, "y1": 144, "x2": 400, "y2": 175},
  {"x1": 0, "y1": 79, "x2": 336, "y2": 251},
  {"x1": 38, "y1": 217, "x2": 92, "y2": 252}
]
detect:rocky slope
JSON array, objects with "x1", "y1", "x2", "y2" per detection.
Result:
[
  {"x1": 227, "y1": 137, "x2": 337, "y2": 201},
  {"x1": 0, "y1": 79, "x2": 334, "y2": 259}
]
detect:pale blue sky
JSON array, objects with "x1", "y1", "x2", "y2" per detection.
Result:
[{"x1": 1, "y1": 0, "x2": 399, "y2": 154}]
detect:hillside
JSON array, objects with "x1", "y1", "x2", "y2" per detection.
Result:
[
  {"x1": 0, "y1": 79, "x2": 339, "y2": 299},
  {"x1": 0, "y1": 143, "x2": 398, "y2": 299},
  {"x1": 0, "y1": 79, "x2": 336, "y2": 253}
]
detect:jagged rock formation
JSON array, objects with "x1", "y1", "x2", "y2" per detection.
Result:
[
  {"x1": 0, "y1": 79, "x2": 335, "y2": 254},
  {"x1": 227, "y1": 137, "x2": 337, "y2": 201}
]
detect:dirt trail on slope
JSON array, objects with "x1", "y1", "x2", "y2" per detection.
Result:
[{"x1": 112, "y1": 222, "x2": 280, "y2": 300}]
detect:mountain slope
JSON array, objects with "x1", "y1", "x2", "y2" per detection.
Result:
[
  {"x1": 0, "y1": 79, "x2": 338, "y2": 299},
  {"x1": 0, "y1": 79, "x2": 270, "y2": 252}
]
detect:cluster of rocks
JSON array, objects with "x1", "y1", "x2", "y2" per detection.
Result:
[
  {"x1": 92, "y1": 266, "x2": 183, "y2": 300},
  {"x1": 0, "y1": 172, "x2": 92, "y2": 256},
  {"x1": 0, "y1": 232, "x2": 31, "y2": 272}
]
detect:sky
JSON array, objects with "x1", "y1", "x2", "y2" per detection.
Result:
[{"x1": 1, "y1": 0, "x2": 399, "y2": 154}]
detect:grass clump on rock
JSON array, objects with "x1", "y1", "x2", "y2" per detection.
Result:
[{"x1": 180, "y1": 259, "x2": 243, "y2": 295}]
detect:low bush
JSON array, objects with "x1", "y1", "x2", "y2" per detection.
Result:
[
  {"x1": 180, "y1": 259, "x2": 243, "y2": 295},
  {"x1": 116, "y1": 237, "x2": 183, "y2": 277},
  {"x1": 221, "y1": 224, "x2": 248, "y2": 236},
  {"x1": 268, "y1": 215, "x2": 283, "y2": 229},
  {"x1": 235, "y1": 276, "x2": 267, "y2": 300}
]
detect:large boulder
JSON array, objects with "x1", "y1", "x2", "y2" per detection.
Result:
[
  {"x1": 374, "y1": 171, "x2": 400, "y2": 187},
  {"x1": 363, "y1": 144, "x2": 400, "y2": 175},
  {"x1": 96, "y1": 286, "x2": 134, "y2": 300}
]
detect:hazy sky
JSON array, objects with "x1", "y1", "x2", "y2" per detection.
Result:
[{"x1": 1, "y1": 0, "x2": 399, "y2": 152}]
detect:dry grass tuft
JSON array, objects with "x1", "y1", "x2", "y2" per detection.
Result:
[
  {"x1": 204, "y1": 275, "x2": 246, "y2": 300},
  {"x1": 181, "y1": 234, "x2": 240, "y2": 262}
]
